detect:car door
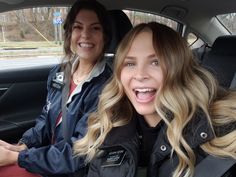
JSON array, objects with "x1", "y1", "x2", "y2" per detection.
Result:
[
  {"x1": 0, "y1": 5, "x2": 64, "y2": 143},
  {"x1": 0, "y1": 66, "x2": 52, "y2": 143}
]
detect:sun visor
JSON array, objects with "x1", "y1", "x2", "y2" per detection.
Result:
[{"x1": 161, "y1": 6, "x2": 187, "y2": 20}]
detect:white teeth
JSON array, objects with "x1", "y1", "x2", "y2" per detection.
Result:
[
  {"x1": 79, "y1": 43, "x2": 93, "y2": 48},
  {"x1": 134, "y1": 88, "x2": 155, "y2": 92}
]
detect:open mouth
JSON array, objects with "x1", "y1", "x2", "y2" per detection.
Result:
[{"x1": 133, "y1": 88, "x2": 156, "y2": 102}]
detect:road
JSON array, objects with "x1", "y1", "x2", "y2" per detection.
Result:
[{"x1": 0, "y1": 56, "x2": 62, "y2": 70}]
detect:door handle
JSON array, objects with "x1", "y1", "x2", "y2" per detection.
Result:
[{"x1": 0, "y1": 87, "x2": 8, "y2": 97}]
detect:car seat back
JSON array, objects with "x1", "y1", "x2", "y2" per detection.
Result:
[
  {"x1": 105, "y1": 10, "x2": 133, "y2": 67},
  {"x1": 201, "y1": 35, "x2": 236, "y2": 88}
]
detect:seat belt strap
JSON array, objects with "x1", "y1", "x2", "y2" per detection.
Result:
[
  {"x1": 230, "y1": 72, "x2": 236, "y2": 89},
  {"x1": 194, "y1": 155, "x2": 236, "y2": 177},
  {"x1": 61, "y1": 63, "x2": 71, "y2": 142}
]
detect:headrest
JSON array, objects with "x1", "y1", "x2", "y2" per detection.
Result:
[
  {"x1": 211, "y1": 35, "x2": 236, "y2": 55},
  {"x1": 106, "y1": 10, "x2": 133, "y2": 54}
]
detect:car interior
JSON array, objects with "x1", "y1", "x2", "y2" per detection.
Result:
[
  {"x1": 199, "y1": 35, "x2": 236, "y2": 88},
  {"x1": 105, "y1": 9, "x2": 133, "y2": 67},
  {"x1": 0, "y1": 0, "x2": 235, "y2": 154},
  {"x1": 0, "y1": 6, "x2": 133, "y2": 143}
]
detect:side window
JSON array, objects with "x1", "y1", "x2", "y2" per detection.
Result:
[
  {"x1": 0, "y1": 7, "x2": 69, "y2": 70},
  {"x1": 123, "y1": 10, "x2": 206, "y2": 50},
  {"x1": 0, "y1": 8, "x2": 187, "y2": 71},
  {"x1": 217, "y1": 13, "x2": 236, "y2": 34},
  {"x1": 123, "y1": 10, "x2": 178, "y2": 31},
  {"x1": 187, "y1": 32, "x2": 204, "y2": 49}
]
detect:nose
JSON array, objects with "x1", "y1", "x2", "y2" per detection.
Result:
[
  {"x1": 133, "y1": 66, "x2": 149, "y2": 81},
  {"x1": 81, "y1": 27, "x2": 90, "y2": 38}
]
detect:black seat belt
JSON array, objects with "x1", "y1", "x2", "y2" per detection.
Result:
[
  {"x1": 194, "y1": 155, "x2": 236, "y2": 177},
  {"x1": 61, "y1": 63, "x2": 71, "y2": 142}
]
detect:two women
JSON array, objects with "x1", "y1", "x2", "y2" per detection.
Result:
[
  {"x1": 74, "y1": 22, "x2": 236, "y2": 177},
  {"x1": 0, "y1": 0, "x2": 112, "y2": 176}
]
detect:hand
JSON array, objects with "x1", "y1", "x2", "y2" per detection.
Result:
[
  {"x1": 0, "y1": 140, "x2": 27, "y2": 152},
  {"x1": 0, "y1": 146, "x2": 18, "y2": 166}
]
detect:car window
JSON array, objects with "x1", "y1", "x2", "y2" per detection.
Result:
[
  {"x1": 123, "y1": 10, "x2": 178, "y2": 31},
  {"x1": 0, "y1": 7, "x2": 187, "y2": 71},
  {"x1": 187, "y1": 32, "x2": 205, "y2": 49},
  {"x1": 124, "y1": 10, "x2": 206, "y2": 49},
  {"x1": 217, "y1": 13, "x2": 236, "y2": 34},
  {"x1": 0, "y1": 7, "x2": 68, "y2": 71}
]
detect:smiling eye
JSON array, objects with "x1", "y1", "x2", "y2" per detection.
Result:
[
  {"x1": 127, "y1": 63, "x2": 135, "y2": 67},
  {"x1": 126, "y1": 62, "x2": 135, "y2": 67},
  {"x1": 72, "y1": 25, "x2": 82, "y2": 30},
  {"x1": 152, "y1": 60, "x2": 159, "y2": 66},
  {"x1": 123, "y1": 61, "x2": 135, "y2": 67},
  {"x1": 92, "y1": 26, "x2": 102, "y2": 31}
]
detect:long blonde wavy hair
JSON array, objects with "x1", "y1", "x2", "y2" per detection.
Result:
[{"x1": 74, "y1": 22, "x2": 236, "y2": 177}]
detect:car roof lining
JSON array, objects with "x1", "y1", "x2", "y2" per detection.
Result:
[
  {"x1": 1, "y1": 0, "x2": 235, "y2": 18},
  {"x1": 0, "y1": 0, "x2": 235, "y2": 45}
]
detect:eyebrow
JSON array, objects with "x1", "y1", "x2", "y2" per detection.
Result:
[
  {"x1": 125, "y1": 53, "x2": 156, "y2": 60},
  {"x1": 73, "y1": 21, "x2": 101, "y2": 26},
  {"x1": 147, "y1": 54, "x2": 157, "y2": 58},
  {"x1": 124, "y1": 56, "x2": 136, "y2": 60}
]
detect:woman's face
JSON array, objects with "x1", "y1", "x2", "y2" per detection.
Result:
[
  {"x1": 120, "y1": 30, "x2": 163, "y2": 124},
  {"x1": 70, "y1": 9, "x2": 105, "y2": 62}
]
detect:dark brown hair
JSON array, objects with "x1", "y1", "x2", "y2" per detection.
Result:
[{"x1": 63, "y1": 0, "x2": 111, "y2": 59}]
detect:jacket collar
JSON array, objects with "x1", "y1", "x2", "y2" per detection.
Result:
[
  {"x1": 150, "y1": 110, "x2": 215, "y2": 164},
  {"x1": 101, "y1": 109, "x2": 215, "y2": 147},
  {"x1": 183, "y1": 110, "x2": 215, "y2": 148},
  {"x1": 67, "y1": 59, "x2": 106, "y2": 104},
  {"x1": 100, "y1": 109, "x2": 215, "y2": 160},
  {"x1": 101, "y1": 116, "x2": 138, "y2": 148}
]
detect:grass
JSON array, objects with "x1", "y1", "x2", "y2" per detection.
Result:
[
  {"x1": 0, "y1": 41, "x2": 61, "y2": 48},
  {"x1": 0, "y1": 41, "x2": 64, "y2": 58}
]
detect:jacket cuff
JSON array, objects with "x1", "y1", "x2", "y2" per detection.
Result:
[
  {"x1": 17, "y1": 149, "x2": 29, "y2": 168},
  {"x1": 18, "y1": 138, "x2": 32, "y2": 148}
]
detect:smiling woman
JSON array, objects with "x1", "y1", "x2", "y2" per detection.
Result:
[
  {"x1": 0, "y1": 1, "x2": 113, "y2": 177},
  {"x1": 73, "y1": 22, "x2": 236, "y2": 177},
  {"x1": 1, "y1": 0, "x2": 236, "y2": 177},
  {"x1": 120, "y1": 28, "x2": 163, "y2": 126}
]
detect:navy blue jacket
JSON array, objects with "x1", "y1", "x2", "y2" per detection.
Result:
[{"x1": 17, "y1": 60, "x2": 112, "y2": 177}]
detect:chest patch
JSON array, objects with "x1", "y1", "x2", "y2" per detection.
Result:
[
  {"x1": 51, "y1": 72, "x2": 65, "y2": 90},
  {"x1": 101, "y1": 146, "x2": 127, "y2": 167}
]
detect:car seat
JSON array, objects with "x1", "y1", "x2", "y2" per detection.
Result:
[
  {"x1": 105, "y1": 10, "x2": 133, "y2": 67},
  {"x1": 201, "y1": 35, "x2": 236, "y2": 88}
]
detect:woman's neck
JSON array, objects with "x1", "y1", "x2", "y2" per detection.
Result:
[
  {"x1": 77, "y1": 59, "x2": 96, "y2": 75},
  {"x1": 143, "y1": 114, "x2": 162, "y2": 127},
  {"x1": 73, "y1": 60, "x2": 96, "y2": 84}
]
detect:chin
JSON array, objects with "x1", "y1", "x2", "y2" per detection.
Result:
[
  {"x1": 135, "y1": 108, "x2": 155, "y2": 116},
  {"x1": 78, "y1": 54, "x2": 93, "y2": 60}
]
